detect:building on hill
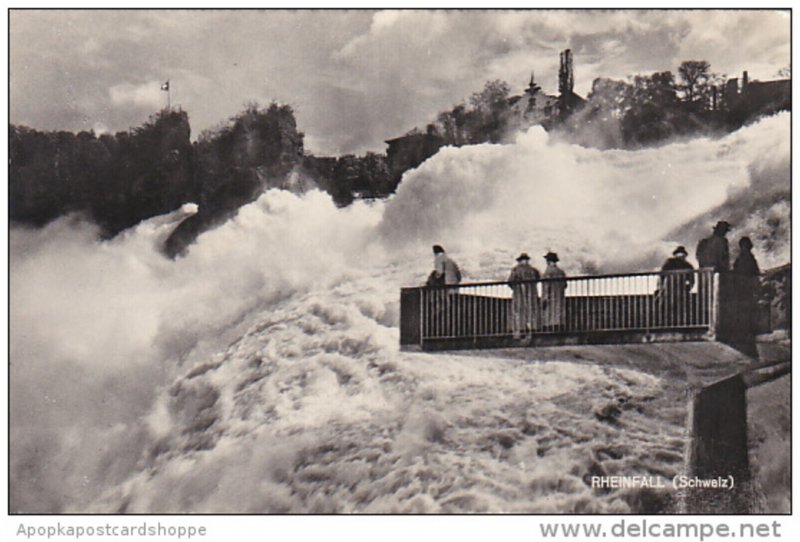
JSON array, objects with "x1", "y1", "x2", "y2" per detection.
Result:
[
  {"x1": 739, "y1": 71, "x2": 791, "y2": 114},
  {"x1": 508, "y1": 72, "x2": 560, "y2": 125},
  {"x1": 383, "y1": 49, "x2": 586, "y2": 182},
  {"x1": 508, "y1": 48, "x2": 585, "y2": 128},
  {"x1": 384, "y1": 127, "x2": 445, "y2": 185},
  {"x1": 716, "y1": 71, "x2": 790, "y2": 119}
]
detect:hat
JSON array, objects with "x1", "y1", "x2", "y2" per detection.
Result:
[
  {"x1": 516, "y1": 253, "x2": 530, "y2": 262},
  {"x1": 432, "y1": 244, "x2": 445, "y2": 254},
  {"x1": 544, "y1": 251, "x2": 559, "y2": 262},
  {"x1": 713, "y1": 220, "x2": 731, "y2": 233},
  {"x1": 672, "y1": 245, "x2": 688, "y2": 256}
]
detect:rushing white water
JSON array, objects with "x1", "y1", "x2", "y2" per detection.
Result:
[{"x1": 10, "y1": 113, "x2": 789, "y2": 513}]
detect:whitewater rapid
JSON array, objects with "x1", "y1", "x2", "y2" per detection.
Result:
[{"x1": 9, "y1": 113, "x2": 790, "y2": 513}]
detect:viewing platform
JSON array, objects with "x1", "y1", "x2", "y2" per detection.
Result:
[{"x1": 400, "y1": 269, "x2": 766, "y2": 351}]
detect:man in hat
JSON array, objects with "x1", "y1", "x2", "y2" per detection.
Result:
[
  {"x1": 508, "y1": 253, "x2": 541, "y2": 338},
  {"x1": 696, "y1": 220, "x2": 731, "y2": 273},
  {"x1": 658, "y1": 245, "x2": 695, "y2": 325},
  {"x1": 542, "y1": 252, "x2": 567, "y2": 330}
]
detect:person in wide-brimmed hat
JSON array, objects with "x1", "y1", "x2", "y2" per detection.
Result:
[
  {"x1": 541, "y1": 251, "x2": 567, "y2": 330},
  {"x1": 508, "y1": 252, "x2": 540, "y2": 338},
  {"x1": 696, "y1": 221, "x2": 732, "y2": 273},
  {"x1": 658, "y1": 245, "x2": 695, "y2": 325}
]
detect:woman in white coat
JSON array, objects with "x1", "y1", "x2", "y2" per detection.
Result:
[{"x1": 541, "y1": 252, "x2": 567, "y2": 330}]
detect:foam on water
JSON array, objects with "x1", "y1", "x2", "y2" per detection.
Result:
[{"x1": 10, "y1": 113, "x2": 789, "y2": 512}]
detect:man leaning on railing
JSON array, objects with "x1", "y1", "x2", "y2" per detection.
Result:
[{"x1": 657, "y1": 245, "x2": 695, "y2": 326}]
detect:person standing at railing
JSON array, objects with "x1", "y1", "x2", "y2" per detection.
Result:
[
  {"x1": 732, "y1": 236, "x2": 762, "y2": 336},
  {"x1": 432, "y1": 244, "x2": 462, "y2": 287},
  {"x1": 733, "y1": 236, "x2": 760, "y2": 277},
  {"x1": 430, "y1": 245, "x2": 462, "y2": 336},
  {"x1": 508, "y1": 253, "x2": 540, "y2": 339},
  {"x1": 657, "y1": 245, "x2": 695, "y2": 326},
  {"x1": 541, "y1": 252, "x2": 567, "y2": 331},
  {"x1": 696, "y1": 220, "x2": 731, "y2": 273}
]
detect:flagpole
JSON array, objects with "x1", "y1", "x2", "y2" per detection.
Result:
[{"x1": 162, "y1": 80, "x2": 171, "y2": 112}]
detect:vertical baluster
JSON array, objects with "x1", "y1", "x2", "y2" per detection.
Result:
[
  {"x1": 431, "y1": 289, "x2": 435, "y2": 337},
  {"x1": 625, "y1": 276, "x2": 630, "y2": 329},
  {"x1": 472, "y1": 284, "x2": 477, "y2": 337},
  {"x1": 601, "y1": 278, "x2": 605, "y2": 330},
  {"x1": 491, "y1": 284, "x2": 496, "y2": 336},
  {"x1": 485, "y1": 284, "x2": 489, "y2": 336},
  {"x1": 458, "y1": 286, "x2": 463, "y2": 337},
  {"x1": 488, "y1": 284, "x2": 492, "y2": 336},
  {"x1": 422, "y1": 289, "x2": 427, "y2": 339},
  {"x1": 682, "y1": 273, "x2": 687, "y2": 326},
  {"x1": 429, "y1": 288, "x2": 434, "y2": 338},
  {"x1": 585, "y1": 279, "x2": 590, "y2": 332},
  {"x1": 595, "y1": 278, "x2": 599, "y2": 330},
  {"x1": 584, "y1": 279, "x2": 589, "y2": 331},
  {"x1": 424, "y1": 288, "x2": 428, "y2": 338},
  {"x1": 495, "y1": 284, "x2": 499, "y2": 336},
  {"x1": 610, "y1": 277, "x2": 614, "y2": 330},
  {"x1": 612, "y1": 278, "x2": 616, "y2": 329}
]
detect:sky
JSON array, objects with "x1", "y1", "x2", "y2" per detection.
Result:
[{"x1": 9, "y1": 9, "x2": 791, "y2": 155}]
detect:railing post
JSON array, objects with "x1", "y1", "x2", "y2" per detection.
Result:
[{"x1": 709, "y1": 271, "x2": 720, "y2": 340}]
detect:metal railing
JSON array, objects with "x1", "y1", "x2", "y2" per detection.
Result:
[{"x1": 416, "y1": 269, "x2": 718, "y2": 341}]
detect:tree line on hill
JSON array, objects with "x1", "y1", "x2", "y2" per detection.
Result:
[{"x1": 9, "y1": 59, "x2": 788, "y2": 255}]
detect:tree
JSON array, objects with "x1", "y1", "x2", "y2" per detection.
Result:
[
  {"x1": 467, "y1": 79, "x2": 511, "y2": 143},
  {"x1": 587, "y1": 78, "x2": 632, "y2": 118},
  {"x1": 678, "y1": 60, "x2": 711, "y2": 104}
]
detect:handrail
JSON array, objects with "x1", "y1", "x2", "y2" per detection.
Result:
[
  {"x1": 409, "y1": 268, "x2": 712, "y2": 290},
  {"x1": 403, "y1": 269, "x2": 718, "y2": 347}
]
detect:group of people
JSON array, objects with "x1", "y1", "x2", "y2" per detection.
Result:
[
  {"x1": 667, "y1": 220, "x2": 760, "y2": 276},
  {"x1": 426, "y1": 244, "x2": 567, "y2": 339},
  {"x1": 658, "y1": 220, "x2": 761, "y2": 326},
  {"x1": 507, "y1": 251, "x2": 567, "y2": 337},
  {"x1": 426, "y1": 220, "x2": 761, "y2": 338}
]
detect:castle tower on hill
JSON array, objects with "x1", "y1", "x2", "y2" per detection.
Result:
[
  {"x1": 559, "y1": 49, "x2": 574, "y2": 96},
  {"x1": 526, "y1": 72, "x2": 542, "y2": 95}
]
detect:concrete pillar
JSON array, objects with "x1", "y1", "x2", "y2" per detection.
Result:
[{"x1": 684, "y1": 374, "x2": 752, "y2": 512}]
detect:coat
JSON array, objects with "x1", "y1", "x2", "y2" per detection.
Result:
[
  {"x1": 542, "y1": 264, "x2": 567, "y2": 327},
  {"x1": 658, "y1": 256, "x2": 695, "y2": 325},
  {"x1": 508, "y1": 263, "x2": 540, "y2": 333},
  {"x1": 696, "y1": 234, "x2": 730, "y2": 272},
  {"x1": 434, "y1": 253, "x2": 461, "y2": 285},
  {"x1": 733, "y1": 250, "x2": 760, "y2": 276}
]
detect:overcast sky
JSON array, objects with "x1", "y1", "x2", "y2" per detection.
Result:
[{"x1": 9, "y1": 9, "x2": 790, "y2": 155}]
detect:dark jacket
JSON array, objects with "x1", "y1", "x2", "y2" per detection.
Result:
[
  {"x1": 733, "y1": 250, "x2": 760, "y2": 276},
  {"x1": 659, "y1": 257, "x2": 695, "y2": 291},
  {"x1": 696, "y1": 234, "x2": 729, "y2": 272}
]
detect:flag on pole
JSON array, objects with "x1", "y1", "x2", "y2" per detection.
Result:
[{"x1": 161, "y1": 81, "x2": 170, "y2": 91}]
